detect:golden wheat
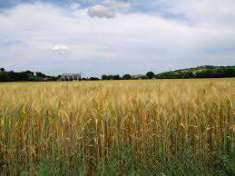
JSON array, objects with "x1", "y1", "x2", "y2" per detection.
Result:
[{"x1": 0, "y1": 79, "x2": 234, "y2": 175}]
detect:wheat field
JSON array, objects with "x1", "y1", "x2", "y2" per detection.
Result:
[{"x1": 0, "y1": 79, "x2": 235, "y2": 175}]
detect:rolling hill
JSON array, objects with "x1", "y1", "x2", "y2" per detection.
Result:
[{"x1": 155, "y1": 65, "x2": 235, "y2": 79}]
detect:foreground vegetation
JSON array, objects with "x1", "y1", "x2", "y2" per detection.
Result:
[{"x1": 0, "y1": 79, "x2": 235, "y2": 175}]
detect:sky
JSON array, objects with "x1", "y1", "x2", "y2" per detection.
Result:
[{"x1": 0, "y1": 0, "x2": 235, "y2": 76}]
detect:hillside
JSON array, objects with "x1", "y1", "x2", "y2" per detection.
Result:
[{"x1": 155, "y1": 65, "x2": 235, "y2": 79}]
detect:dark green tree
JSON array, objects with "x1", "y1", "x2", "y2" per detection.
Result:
[
  {"x1": 101, "y1": 75, "x2": 108, "y2": 80},
  {"x1": 0, "y1": 72, "x2": 9, "y2": 81},
  {"x1": 89, "y1": 77, "x2": 99, "y2": 80},
  {"x1": 113, "y1": 75, "x2": 121, "y2": 80},
  {"x1": 122, "y1": 74, "x2": 132, "y2": 80},
  {"x1": 36, "y1": 72, "x2": 46, "y2": 78},
  {"x1": 146, "y1": 71, "x2": 155, "y2": 79}
]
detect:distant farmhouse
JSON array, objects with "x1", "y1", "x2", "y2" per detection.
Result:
[
  {"x1": 132, "y1": 74, "x2": 144, "y2": 79},
  {"x1": 60, "y1": 73, "x2": 81, "y2": 81}
]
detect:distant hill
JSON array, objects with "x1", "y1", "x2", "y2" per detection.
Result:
[{"x1": 155, "y1": 65, "x2": 235, "y2": 79}]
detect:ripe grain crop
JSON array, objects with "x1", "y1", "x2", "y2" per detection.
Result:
[{"x1": 0, "y1": 79, "x2": 234, "y2": 175}]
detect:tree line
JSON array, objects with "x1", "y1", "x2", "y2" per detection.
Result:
[
  {"x1": 0, "y1": 65, "x2": 235, "y2": 82},
  {"x1": 0, "y1": 68, "x2": 56, "y2": 82}
]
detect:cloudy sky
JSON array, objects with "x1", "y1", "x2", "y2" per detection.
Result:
[{"x1": 0, "y1": 0, "x2": 235, "y2": 76}]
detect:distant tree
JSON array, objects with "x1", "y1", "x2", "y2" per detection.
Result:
[
  {"x1": 146, "y1": 71, "x2": 155, "y2": 79},
  {"x1": 102, "y1": 74, "x2": 120, "y2": 80},
  {"x1": 89, "y1": 77, "x2": 99, "y2": 81},
  {"x1": 25, "y1": 71, "x2": 34, "y2": 76},
  {"x1": 0, "y1": 69, "x2": 58, "y2": 82},
  {"x1": 183, "y1": 72, "x2": 194, "y2": 78},
  {"x1": 0, "y1": 72, "x2": 9, "y2": 81},
  {"x1": 122, "y1": 74, "x2": 132, "y2": 80},
  {"x1": 224, "y1": 68, "x2": 235, "y2": 77},
  {"x1": 17, "y1": 71, "x2": 32, "y2": 81},
  {"x1": 113, "y1": 75, "x2": 121, "y2": 80},
  {"x1": 36, "y1": 72, "x2": 46, "y2": 78},
  {"x1": 102, "y1": 75, "x2": 108, "y2": 80}
]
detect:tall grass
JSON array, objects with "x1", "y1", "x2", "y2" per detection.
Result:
[{"x1": 0, "y1": 79, "x2": 234, "y2": 175}]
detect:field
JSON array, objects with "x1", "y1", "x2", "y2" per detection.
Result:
[{"x1": 0, "y1": 79, "x2": 235, "y2": 175}]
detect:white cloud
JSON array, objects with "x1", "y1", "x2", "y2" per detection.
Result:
[
  {"x1": 88, "y1": 0, "x2": 130, "y2": 18},
  {"x1": 70, "y1": 3, "x2": 81, "y2": 10},
  {"x1": 88, "y1": 4, "x2": 115, "y2": 18},
  {"x1": 0, "y1": 1, "x2": 235, "y2": 76},
  {"x1": 157, "y1": 0, "x2": 235, "y2": 28},
  {"x1": 52, "y1": 44, "x2": 69, "y2": 51}
]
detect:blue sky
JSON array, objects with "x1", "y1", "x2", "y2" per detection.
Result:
[{"x1": 0, "y1": 0, "x2": 235, "y2": 76}]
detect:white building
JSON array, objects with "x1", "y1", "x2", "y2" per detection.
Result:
[{"x1": 61, "y1": 73, "x2": 81, "y2": 81}]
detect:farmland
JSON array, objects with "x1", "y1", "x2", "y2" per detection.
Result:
[{"x1": 0, "y1": 79, "x2": 235, "y2": 175}]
